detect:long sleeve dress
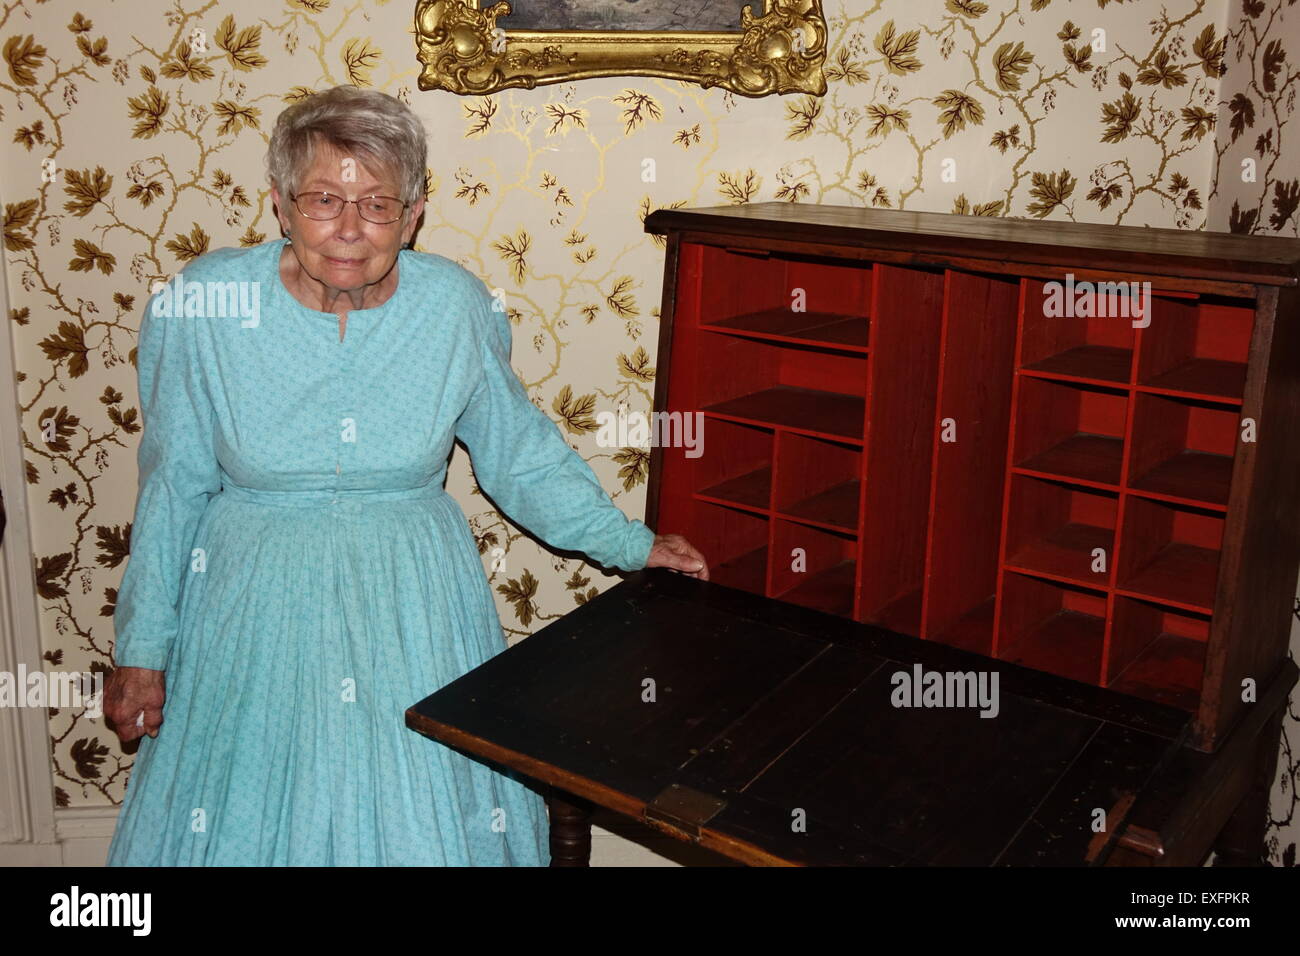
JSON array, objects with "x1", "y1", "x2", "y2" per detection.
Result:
[{"x1": 105, "y1": 238, "x2": 656, "y2": 865}]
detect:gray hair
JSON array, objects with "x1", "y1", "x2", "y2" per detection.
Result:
[{"x1": 266, "y1": 85, "x2": 427, "y2": 209}]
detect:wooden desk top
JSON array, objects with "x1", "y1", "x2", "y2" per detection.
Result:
[
  {"x1": 406, "y1": 570, "x2": 1194, "y2": 866},
  {"x1": 644, "y1": 202, "x2": 1300, "y2": 287}
]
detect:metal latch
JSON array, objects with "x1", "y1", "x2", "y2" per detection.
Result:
[{"x1": 644, "y1": 783, "x2": 727, "y2": 839}]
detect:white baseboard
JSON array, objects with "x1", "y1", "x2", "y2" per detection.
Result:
[{"x1": 0, "y1": 806, "x2": 118, "y2": 866}]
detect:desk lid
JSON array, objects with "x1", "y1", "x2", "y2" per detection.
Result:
[{"x1": 407, "y1": 570, "x2": 1194, "y2": 866}]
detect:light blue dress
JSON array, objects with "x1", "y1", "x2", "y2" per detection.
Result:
[{"x1": 105, "y1": 238, "x2": 656, "y2": 865}]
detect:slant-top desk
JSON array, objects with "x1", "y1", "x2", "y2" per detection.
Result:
[{"x1": 409, "y1": 205, "x2": 1300, "y2": 865}]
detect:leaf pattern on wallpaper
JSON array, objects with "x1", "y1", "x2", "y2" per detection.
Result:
[
  {"x1": 992, "y1": 41, "x2": 1034, "y2": 91},
  {"x1": 126, "y1": 86, "x2": 169, "y2": 138},
  {"x1": 161, "y1": 43, "x2": 216, "y2": 82},
  {"x1": 341, "y1": 37, "x2": 381, "y2": 87},
  {"x1": 492, "y1": 228, "x2": 530, "y2": 284},
  {"x1": 0, "y1": 2, "x2": 1294, "y2": 854},
  {"x1": 215, "y1": 15, "x2": 267, "y2": 72},
  {"x1": 553, "y1": 385, "x2": 597, "y2": 434},
  {"x1": 165, "y1": 223, "x2": 211, "y2": 261},
  {"x1": 39, "y1": 323, "x2": 90, "y2": 377},
  {"x1": 496, "y1": 570, "x2": 539, "y2": 627},
  {"x1": 3, "y1": 34, "x2": 45, "y2": 85},
  {"x1": 612, "y1": 448, "x2": 648, "y2": 492},
  {"x1": 4, "y1": 199, "x2": 37, "y2": 251},
  {"x1": 875, "y1": 20, "x2": 921, "y2": 76},
  {"x1": 933, "y1": 90, "x2": 984, "y2": 138},
  {"x1": 62, "y1": 167, "x2": 112, "y2": 217}
]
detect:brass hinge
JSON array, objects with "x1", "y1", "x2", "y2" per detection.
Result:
[{"x1": 644, "y1": 783, "x2": 727, "y2": 840}]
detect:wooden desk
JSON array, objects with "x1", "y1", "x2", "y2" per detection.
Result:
[{"x1": 406, "y1": 569, "x2": 1296, "y2": 866}]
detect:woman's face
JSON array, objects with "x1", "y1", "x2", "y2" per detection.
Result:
[{"x1": 271, "y1": 141, "x2": 424, "y2": 294}]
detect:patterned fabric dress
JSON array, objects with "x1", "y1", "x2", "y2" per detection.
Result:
[{"x1": 105, "y1": 239, "x2": 655, "y2": 865}]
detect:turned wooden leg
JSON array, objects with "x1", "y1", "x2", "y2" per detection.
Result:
[
  {"x1": 1212, "y1": 704, "x2": 1287, "y2": 866},
  {"x1": 546, "y1": 789, "x2": 594, "y2": 867}
]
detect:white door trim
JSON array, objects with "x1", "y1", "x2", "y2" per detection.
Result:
[{"x1": 0, "y1": 181, "x2": 60, "y2": 853}]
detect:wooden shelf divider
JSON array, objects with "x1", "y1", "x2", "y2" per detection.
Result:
[
  {"x1": 918, "y1": 270, "x2": 1020, "y2": 654},
  {"x1": 856, "y1": 263, "x2": 946, "y2": 631}
]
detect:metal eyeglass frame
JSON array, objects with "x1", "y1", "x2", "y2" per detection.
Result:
[{"x1": 290, "y1": 190, "x2": 409, "y2": 225}]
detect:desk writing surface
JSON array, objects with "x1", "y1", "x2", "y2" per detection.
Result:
[{"x1": 406, "y1": 570, "x2": 1192, "y2": 866}]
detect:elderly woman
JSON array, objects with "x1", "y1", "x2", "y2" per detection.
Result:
[{"x1": 103, "y1": 85, "x2": 707, "y2": 866}]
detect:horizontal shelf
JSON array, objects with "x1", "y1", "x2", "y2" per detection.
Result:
[
  {"x1": 1021, "y1": 345, "x2": 1133, "y2": 385},
  {"x1": 701, "y1": 309, "x2": 869, "y2": 353},
  {"x1": 1000, "y1": 608, "x2": 1105, "y2": 686},
  {"x1": 703, "y1": 387, "x2": 866, "y2": 443},
  {"x1": 1107, "y1": 631, "x2": 1206, "y2": 712},
  {"x1": 1117, "y1": 543, "x2": 1219, "y2": 614},
  {"x1": 1014, "y1": 435, "x2": 1124, "y2": 487},
  {"x1": 695, "y1": 466, "x2": 772, "y2": 513},
  {"x1": 1004, "y1": 521, "x2": 1114, "y2": 589},
  {"x1": 778, "y1": 560, "x2": 857, "y2": 618},
  {"x1": 1127, "y1": 451, "x2": 1233, "y2": 510},
  {"x1": 1140, "y1": 358, "x2": 1247, "y2": 403},
  {"x1": 776, "y1": 479, "x2": 860, "y2": 534}
]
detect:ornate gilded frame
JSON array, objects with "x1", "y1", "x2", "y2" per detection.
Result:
[{"x1": 413, "y1": 0, "x2": 827, "y2": 98}]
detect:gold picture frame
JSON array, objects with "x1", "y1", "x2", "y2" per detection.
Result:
[{"x1": 413, "y1": 0, "x2": 827, "y2": 98}]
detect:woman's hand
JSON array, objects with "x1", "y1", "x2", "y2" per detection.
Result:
[
  {"x1": 104, "y1": 666, "x2": 166, "y2": 744},
  {"x1": 646, "y1": 533, "x2": 709, "y2": 580}
]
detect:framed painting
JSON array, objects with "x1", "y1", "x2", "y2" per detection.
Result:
[{"x1": 413, "y1": 0, "x2": 827, "y2": 97}]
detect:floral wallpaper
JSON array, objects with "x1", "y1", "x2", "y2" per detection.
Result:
[{"x1": 0, "y1": 0, "x2": 1296, "y2": 864}]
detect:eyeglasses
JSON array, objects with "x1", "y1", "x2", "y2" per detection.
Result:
[{"x1": 290, "y1": 191, "x2": 408, "y2": 224}]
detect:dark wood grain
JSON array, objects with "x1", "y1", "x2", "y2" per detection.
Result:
[
  {"x1": 407, "y1": 570, "x2": 1201, "y2": 865},
  {"x1": 644, "y1": 203, "x2": 1300, "y2": 288},
  {"x1": 1198, "y1": 284, "x2": 1300, "y2": 750}
]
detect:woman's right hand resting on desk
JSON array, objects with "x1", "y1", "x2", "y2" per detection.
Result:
[
  {"x1": 105, "y1": 667, "x2": 166, "y2": 744},
  {"x1": 646, "y1": 533, "x2": 709, "y2": 580}
]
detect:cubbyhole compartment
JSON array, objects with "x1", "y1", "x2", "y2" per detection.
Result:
[
  {"x1": 1135, "y1": 294, "x2": 1254, "y2": 401},
  {"x1": 696, "y1": 332, "x2": 868, "y2": 443},
  {"x1": 698, "y1": 249, "x2": 872, "y2": 353},
  {"x1": 772, "y1": 432, "x2": 861, "y2": 535},
  {"x1": 1018, "y1": 278, "x2": 1136, "y2": 384},
  {"x1": 695, "y1": 243, "x2": 795, "y2": 330},
  {"x1": 996, "y1": 572, "x2": 1107, "y2": 685},
  {"x1": 690, "y1": 419, "x2": 773, "y2": 514},
  {"x1": 696, "y1": 502, "x2": 770, "y2": 596},
  {"x1": 769, "y1": 519, "x2": 857, "y2": 619},
  {"x1": 919, "y1": 269, "x2": 1020, "y2": 654},
  {"x1": 1126, "y1": 393, "x2": 1238, "y2": 509},
  {"x1": 1011, "y1": 377, "x2": 1128, "y2": 487},
  {"x1": 1116, "y1": 497, "x2": 1224, "y2": 614},
  {"x1": 1003, "y1": 476, "x2": 1117, "y2": 589},
  {"x1": 1106, "y1": 596, "x2": 1208, "y2": 712}
]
